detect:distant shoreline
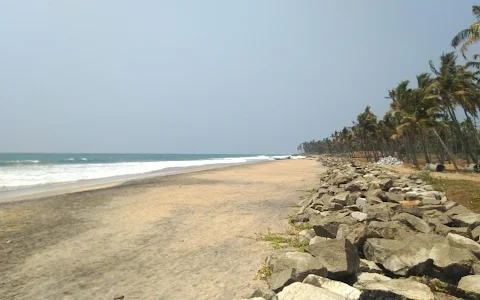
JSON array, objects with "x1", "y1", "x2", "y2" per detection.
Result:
[{"x1": 0, "y1": 160, "x2": 271, "y2": 204}]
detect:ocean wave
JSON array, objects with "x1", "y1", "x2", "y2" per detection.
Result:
[
  {"x1": 80, "y1": 158, "x2": 87, "y2": 161},
  {"x1": 0, "y1": 160, "x2": 40, "y2": 166},
  {"x1": 0, "y1": 155, "x2": 272, "y2": 188}
]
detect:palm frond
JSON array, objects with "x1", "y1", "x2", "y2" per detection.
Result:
[{"x1": 452, "y1": 28, "x2": 472, "y2": 49}]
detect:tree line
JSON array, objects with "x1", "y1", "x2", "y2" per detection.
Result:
[{"x1": 298, "y1": 5, "x2": 480, "y2": 170}]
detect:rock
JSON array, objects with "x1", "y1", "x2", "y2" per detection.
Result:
[
  {"x1": 332, "y1": 175, "x2": 352, "y2": 186},
  {"x1": 359, "y1": 259, "x2": 383, "y2": 274},
  {"x1": 304, "y1": 238, "x2": 360, "y2": 277},
  {"x1": 289, "y1": 216, "x2": 309, "y2": 224},
  {"x1": 345, "y1": 178, "x2": 368, "y2": 192},
  {"x1": 445, "y1": 205, "x2": 472, "y2": 216},
  {"x1": 363, "y1": 234, "x2": 444, "y2": 276},
  {"x1": 420, "y1": 197, "x2": 441, "y2": 205},
  {"x1": 374, "y1": 178, "x2": 393, "y2": 191},
  {"x1": 422, "y1": 210, "x2": 451, "y2": 225},
  {"x1": 472, "y1": 261, "x2": 480, "y2": 274},
  {"x1": 457, "y1": 275, "x2": 480, "y2": 299},
  {"x1": 332, "y1": 191, "x2": 350, "y2": 206},
  {"x1": 351, "y1": 212, "x2": 368, "y2": 222},
  {"x1": 424, "y1": 185, "x2": 434, "y2": 191},
  {"x1": 471, "y1": 225, "x2": 480, "y2": 241},
  {"x1": 250, "y1": 288, "x2": 277, "y2": 300},
  {"x1": 384, "y1": 192, "x2": 404, "y2": 203},
  {"x1": 363, "y1": 173, "x2": 376, "y2": 182},
  {"x1": 433, "y1": 223, "x2": 469, "y2": 237},
  {"x1": 309, "y1": 236, "x2": 328, "y2": 245},
  {"x1": 312, "y1": 223, "x2": 339, "y2": 238},
  {"x1": 303, "y1": 274, "x2": 361, "y2": 300},
  {"x1": 355, "y1": 278, "x2": 434, "y2": 300},
  {"x1": 268, "y1": 252, "x2": 328, "y2": 292},
  {"x1": 113, "y1": 296, "x2": 125, "y2": 300},
  {"x1": 364, "y1": 203, "x2": 396, "y2": 222},
  {"x1": 405, "y1": 191, "x2": 421, "y2": 200},
  {"x1": 392, "y1": 213, "x2": 431, "y2": 233},
  {"x1": 445, "y1": 233, "x2": 480, "y2": 257},
  {"x1": 428, "y1": 242, "x2": 476, "y2": 280},
  {"x1": 444, "y1": 200, "x2": 457, "y2": 210},
  {"x1": 298, "y1": 229, "x2": 316, "y2": 244},
  {"x1": 337, "y1": 223, "x2": 381, "y2": 252},
  {"x1": 366, "y1": 221, "x2": 410, "y2": 239},
  {"x1": 355, "y1": 198, "x2": 367, "y2": 210},
  {"x1": 276, "y1": 282, "x2": 346, "y2": 300},
  {"x1": 354, "y1": 272, "x2": 391, "y2": 286},
  {"x1": 451, "y1": 213, "x2": 480, "y2": 227}
]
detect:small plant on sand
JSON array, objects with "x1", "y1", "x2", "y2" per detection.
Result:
[
  {"x1": 255, "y1": 257, "x2": 272, "y2": 280},
  {"x1": 298, "y1": 188, "x2": 318, "y2": 200},
  {"x1": 287, "y1": 217, "x2": 313, "y2": 231},
  {"x1": 257, "y1": 230, "x2": 309, "y2": 251}
]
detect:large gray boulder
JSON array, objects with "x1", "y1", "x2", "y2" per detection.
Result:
[
  {"x1": 249, "y1": 288, "x2": 277, "y2": 300},
  {"x1": 355, "y1": 278, "x2": 434, "y2": 300},
  {"x1": 354, "y1": 272, "x2": 391, "y2": 287},
  {"x1": 337, "y1": 223, "x2": 381, "y2": 251},
  {"x1": 384, "y1": 192, "x2": 404, "y2": 203},
  {"x1": 457, "y1": 275, "x2": 480, "y2": 299},
  {"x1": 364, "y1": 203, "x2": 397, "y2": 222},
  {"x1": 276, "y1": 282, "x2": 346, "y2": 300},
  {"x1": 268, "y1": 252, "x2": 327, "y2": 292},
  {"x1": 422, "y1": 210, "x2": 451, "y2": 225},
  {"x1": 359, "y1": 259, "x2": 383, "y2": 274},
  {"x1": 303, "y1": 274, "x2": 361, "y2": 300},
  {"x1": 471, "y1": 225, "x2": 480, "y2": 241},
  {"x1": 451, "y1": 213, "x2": 480, "y2": 227},
  {"x1": 428, "y1": 242, "x2": 476, "y2": 280},
  {"x1": 392, "y1": 213, "x2": 431, "y2": 233},
  {"x1": 304, "y1": 238, "x2": 360, "y2": 277},
  {"x1": 445, "y1": 205, "x2": 472, "y2": 216},
  {"x1": 363, "y1": 234, "x2": 444, "y2": 276},
  {"x1": 366, "y1": 221, "x2": 410, "y2": 239},
  {"x1": 298, "y1": 229, "x2": 315, "y2": 244},
  {"x1": 445, "y1": 233, "x2": 480, "y2": 257}
]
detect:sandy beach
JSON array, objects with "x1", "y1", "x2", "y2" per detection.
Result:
[{"x1": 0, "y1": 159, "x2": 321, "y2": 300}]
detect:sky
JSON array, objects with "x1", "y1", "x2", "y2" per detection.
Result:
[{"x1": 0, "y1": 1, "x2": 476, "y2": 154}]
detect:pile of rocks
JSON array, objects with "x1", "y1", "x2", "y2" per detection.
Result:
[
  {"x1": 376, "y1": 156, "x2": 403, "y2": 165},
  {"x1": 246, "y1": 157, "x2": 480, "y2": 300}
]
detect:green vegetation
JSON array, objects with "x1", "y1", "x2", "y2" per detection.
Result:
[
  {"x1": 418, "y1": 171, "x2": 480, "y2": 212},
  {"x1": 256, "y1": 257, "x2": 273, "y2": 280},
  {"x1": 288, "y1": 219, "x2": 313, "y2": 231},
  {"x1": 298, "y1": 5, "x2": 480, "y2": 170},
  {"x1": 257, "y1": 231, "x2": 309, "y2": 251},
  {"x1": 298, "y1": 188, "x2": 318, "y2": 201}
]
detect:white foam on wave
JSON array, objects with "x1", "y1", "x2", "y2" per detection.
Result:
[
  {"x1": 5, "y1": 160, "x2": 40, "y2": 164},
  {"x1": 0, "y1": 155, "x2": 272, "y2": 189}
]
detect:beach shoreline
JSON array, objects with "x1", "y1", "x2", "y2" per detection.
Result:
[
  {"x1": 0, "y1": 159, "x2": 322, "y2": 300},
  {"x1": 0, "y1": 160, "x2": 274, "y2": 204}
]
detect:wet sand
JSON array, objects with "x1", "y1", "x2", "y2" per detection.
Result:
[{"x1": 0, "y1": 159, "x2": 321, "y2": 300}]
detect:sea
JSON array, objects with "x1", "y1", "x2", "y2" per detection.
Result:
[{"x1": 0, "y1": 153, "x2": 294, "y2": 197}]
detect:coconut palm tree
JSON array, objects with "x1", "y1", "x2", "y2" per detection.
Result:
[
  {"x1": 427, "y1": 52, "x2": 478, "y2": 163},
  {"x1": 452, "y1": 5, "x2": 480, "y2": 58}
]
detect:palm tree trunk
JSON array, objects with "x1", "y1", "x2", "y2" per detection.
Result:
[
  {"x1": 431, "y1": 127, "x2": 459, "y2": 170},
  {"x1": 445, "y1": 103, "x2": 477, "y2": 163}
]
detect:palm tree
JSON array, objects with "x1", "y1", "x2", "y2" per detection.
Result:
[
  {"x1": 427, "y1": 52, "x2": 478, "y2": 163},
  {"x1": 452, "y1": 5, "x2": 480, "y2": 58}
]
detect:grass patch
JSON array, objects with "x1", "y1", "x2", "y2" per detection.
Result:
[
  {"x1": 298, "y1": 188, "x2": 318, "y2": 200},
  {"x1": 257, "y1": 230, "x2": 309, "y2": 251},
  {"x1": 288, "y1": 218, "x2": 313, "y2": 231},
  {"x1": 417, "y1": 171, "x2": 480, "y2": 213},
  {"x1": 255, "y1": 257, "x2": 273, "y2": 280}
]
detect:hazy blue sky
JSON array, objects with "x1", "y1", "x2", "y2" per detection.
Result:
[{"x1": 0, "y1": 1, "x2": 476, "y2": 154}]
